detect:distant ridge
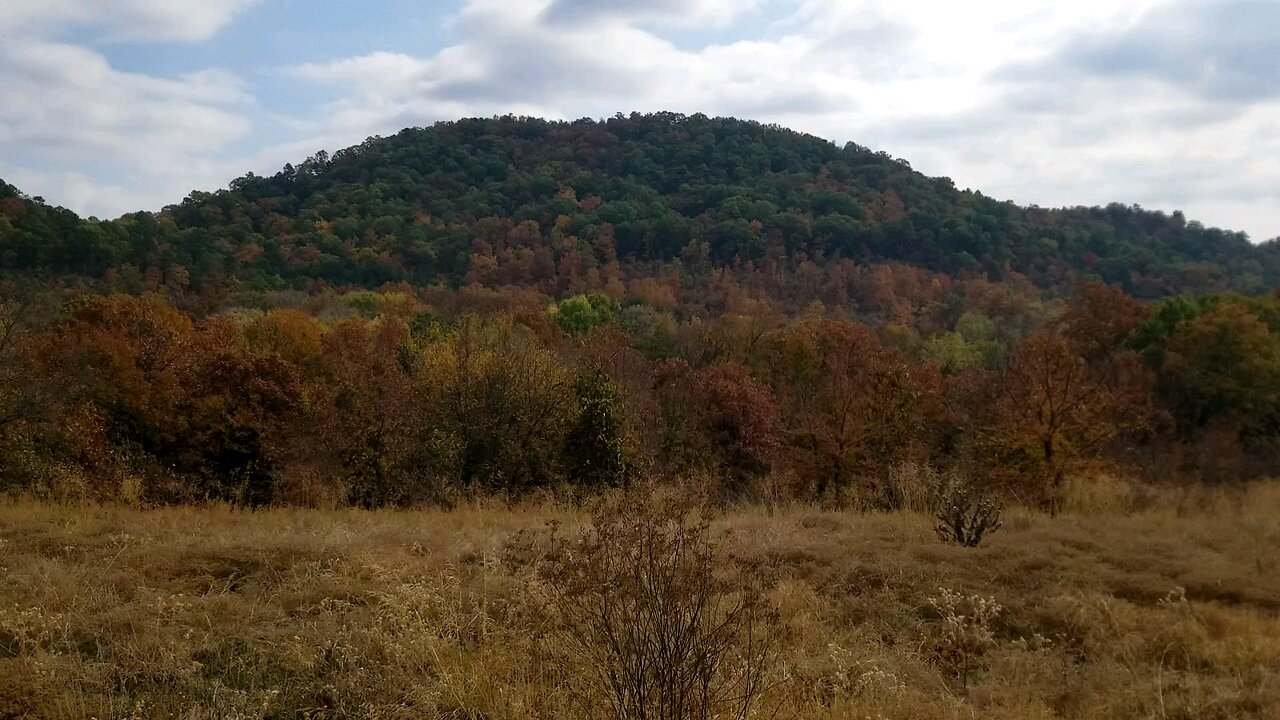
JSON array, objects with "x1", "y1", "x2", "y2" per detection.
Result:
[{"x1": 2, "y1": 113, "x2": 1277, "y2": 297}]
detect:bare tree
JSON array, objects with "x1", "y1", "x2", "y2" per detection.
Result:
[{"x1": 540, "y1": 488, "x2": 778, "y2": 720}]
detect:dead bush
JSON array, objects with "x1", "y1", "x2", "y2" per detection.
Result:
[
  {"x1": 924, "y1": 588, "x2": 1002, "y2": 689},
  {"x1": 934, "y1": 483, "x2": 1003, "y2": 547},
  {"x1": 540, "y1": 488, "x2": 778, "y2": 720}
]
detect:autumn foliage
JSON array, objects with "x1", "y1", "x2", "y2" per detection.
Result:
[{"x1": 0, "y1": 276, "x2": 1277, "y2": 507}]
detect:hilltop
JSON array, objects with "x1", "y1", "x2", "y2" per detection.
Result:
[{"x1": 2, "y1": 113, "x2": 1277, "y2": 299}]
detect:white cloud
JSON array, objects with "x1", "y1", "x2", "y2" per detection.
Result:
[
  {"x1": 0, "y1": 0, "x2": 259, "y2": 42},
  {"x1": 289, "y1": 0, "x2": 864, "y2": 142},
  {"x1": 0, "y1": 1, "x2": 257, "y2": 217},
  {"x1": 0, "y1": 38, "x2": 253, "y2": 207},
  {"x1": 0, "y1": 42, "x2": 250, "y2": 155},
  {"x1": 541, "y1": 0, "x2": 760, "y2": 27},
  {"x1": 294, "y1": 0, "x2": 1156, "y2": 143}
]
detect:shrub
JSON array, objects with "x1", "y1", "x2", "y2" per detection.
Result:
[
  {"x1": 563, "y1": 370, "x2": 634, "y2": 489},
  {"x1": 924, "y1": 588, "x2": 1002, "y2": 688},
  {"x1": 934, "y1": 482, "x2": 1003, "y2": 547},
  {"x1": 540, "y1": 488, "x2": 777, "y2": 720},
  {"x1": 878, "y1": 460, "x2": 946, "y2": 512}
]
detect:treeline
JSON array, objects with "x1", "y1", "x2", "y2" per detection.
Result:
[
  {"x1": 1, "y1": 280, "x2": 1278, "y2": 508},
  {"x1": 3, "y1": 114, "x2": 1279, "y2": 302}
]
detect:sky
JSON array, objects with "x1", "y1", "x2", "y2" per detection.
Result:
[{"x1": 1, "y1": 0, "x2": 1277, "y2": 241}]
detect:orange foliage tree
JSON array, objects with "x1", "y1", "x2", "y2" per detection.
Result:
[
  {"x1": 762, "y1": 318, "x2": 935, "y2": 502},
  {"x1": 970, "y1": 283, "x2": 1156, "y2": 509}
]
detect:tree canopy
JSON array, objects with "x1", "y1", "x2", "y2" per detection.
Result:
[{"x1": 2, "y1": 113, "x2": 1277, "y2": 301}]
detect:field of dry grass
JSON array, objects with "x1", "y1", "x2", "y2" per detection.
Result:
[{"x1": 2, "y1": 479, "x2": 1279, "y2": 719}]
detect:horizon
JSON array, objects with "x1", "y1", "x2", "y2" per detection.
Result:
[{"x1": 2, "y1": 0, "x2": 1277, "y2": 241}]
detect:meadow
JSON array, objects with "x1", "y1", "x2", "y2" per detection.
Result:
[{"x1": 2, "y1": 478, "x2": 1278, "y2": 720}]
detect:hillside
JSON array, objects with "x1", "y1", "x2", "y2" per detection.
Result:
[
  {"x1": 3, "y1": 114, "x2": 1280, "y2": 511},
  {"x1": 2, "y1": 113, "x2": 1278, "y2": 299}
]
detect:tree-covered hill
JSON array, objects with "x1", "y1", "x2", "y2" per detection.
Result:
[
  {"x1": 4, "y1": 116, "x2": 1280, "y2": 506},
  {"x1": 2, "y1": 113, "x2": 1278, "y2": 298}
]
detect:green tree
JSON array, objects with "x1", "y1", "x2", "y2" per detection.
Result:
[
  {"x1": 551, "y1": 293, "x2": 618, "y2": 336},
  {"x1": 1162, "y1": 303, "x2": 1280, "y2": 433},
  {"x1": 563, "y1": 370, "x2": 632, "y2": 488}
]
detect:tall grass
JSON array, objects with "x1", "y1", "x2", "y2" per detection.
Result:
[{"x1": 0, "y1": 478, "x2": 1277, "y2": 718}]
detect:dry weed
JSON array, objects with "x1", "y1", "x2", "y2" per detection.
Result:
[{"x1": 0, "y1": 481, "x2": 1275, "y2": 719}]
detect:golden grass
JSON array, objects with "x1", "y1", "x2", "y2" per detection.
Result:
[{"x1": 0, "y1": 483, "x2": 1278, "y2": 719}]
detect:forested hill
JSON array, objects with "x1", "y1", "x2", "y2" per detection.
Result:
[{"x1": 2, "y1": 113, "x2": 1278, "y2": 298}]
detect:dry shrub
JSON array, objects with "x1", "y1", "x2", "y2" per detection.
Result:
[
  {"x1": 882, "y1": 461, "x2": 947, "y2": 512},
  {"x1": 1063, "y1": 473, "x2": 1135, "y2": 515},
  {"x1": 924, "y1": 588, "x2": 1003, "y2": 689},
  {"x1": 934, "y1": 483, "x2": 1003, "y2": 547},
  {"x1": 0, "y1": 604, "x2": 66, "y2": 656},
  {"x1": 540, "y1": 487, "x2": 778, "y2": 720},
  {"x1": 810, "y1": 641, "x2": 907, "y2": 704}
]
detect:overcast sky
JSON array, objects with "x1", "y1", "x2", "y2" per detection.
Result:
[{"x1": 1, "y1": 0, "x2": 1277, "y2": 241}]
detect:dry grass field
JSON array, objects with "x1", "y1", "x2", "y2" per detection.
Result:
[{"x1": 1, "y1": 479, "x2": 1279, "y2": 719}]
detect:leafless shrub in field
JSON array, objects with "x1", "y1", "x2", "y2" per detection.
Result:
[
  {"x1": 925, "y1": 588, "x2": 1002, "y2": 689},
  {"x1": 540, "y1": 488, "x2": 778, "y2": 720},
  {"x1": 934, "y1": 483, "x2": 1003, "y2": 547}
]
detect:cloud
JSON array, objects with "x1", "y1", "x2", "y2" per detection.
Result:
[
  {"x1": 290, "y1": 0, "x2": 868, "y2": 142},
  {"x1": 0, "y1": 41, "x2": 250, "y2": 158},
  {"x1": 541, "y1": 0, "x2": 758, "y2": 27},
  {"x1": 0, "y1": 0, "x2": 259, "y2": 42},
  {"x1": 947, "y1": 0, "x2": 1280, "y2": 240},
  {"x1": 1033, "y1": 0, "x2": 1280, "y2": 102},
  {"x1": 0, "y1": 2, "x2": 258, "y2": 218},
  {"x1": 293, "y1": 0, "x2": 1158, "y2": 141}
]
